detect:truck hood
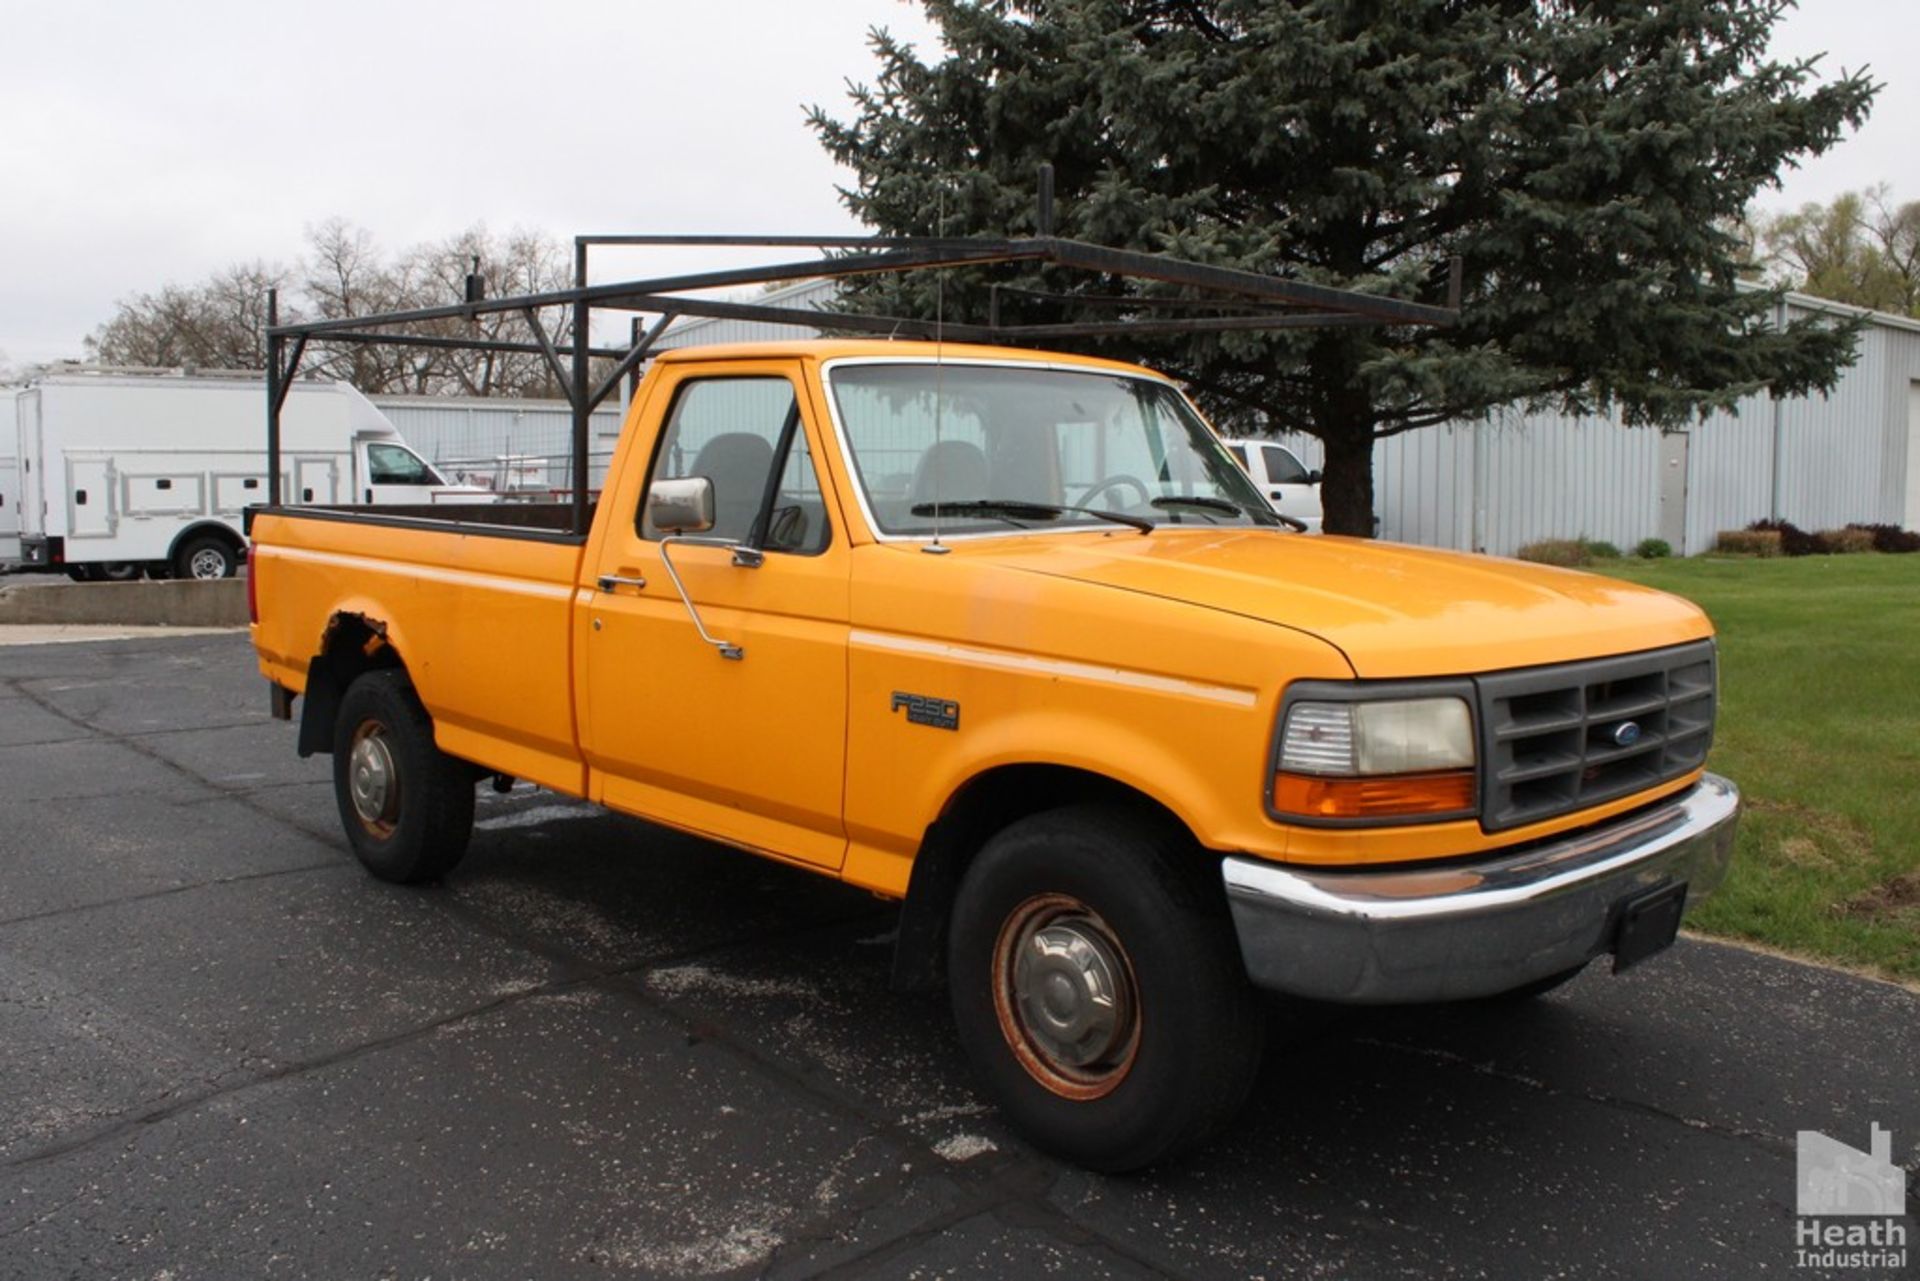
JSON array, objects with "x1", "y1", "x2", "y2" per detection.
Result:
[{"x1": 955, "y1": 530, "x2": 1710, "y2": 678}]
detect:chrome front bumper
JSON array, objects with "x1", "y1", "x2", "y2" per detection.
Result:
[{"x1": 1221, "y1": 774, "x2": 1741, "y2": 1003}]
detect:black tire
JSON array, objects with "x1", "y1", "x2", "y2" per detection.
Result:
[
  {"x1": 331, "y1": 669, "x2": 475, "y2": 884},
  {"x1": 947, "y1": 805, "x2": 1265, "y2": 1172},
  {"x1": 97, "y1": 562, "x2": 141, "y2": 582},
  {"x1": 173, "y1": 534, "x2": 238, "y2": 580}
]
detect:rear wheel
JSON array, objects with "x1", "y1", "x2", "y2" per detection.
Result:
[
  {"x1": 331, "y1": 669, "x2": 474, "y2": 883},
  {"x1": 174, "y1": 534, "x2": 237, "y2": 580},
  {"x1": 947, "y1": 805, "x2": 1265, "y2": 1171}
]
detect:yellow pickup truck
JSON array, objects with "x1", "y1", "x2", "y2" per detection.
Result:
[{"x1": 249, "y1": 337, "x2": 1739, "y2": 1170}]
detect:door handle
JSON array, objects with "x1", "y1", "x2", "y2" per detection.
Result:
[{"x1": 597, "y1": 573, "x2": 648, "y2": 592}]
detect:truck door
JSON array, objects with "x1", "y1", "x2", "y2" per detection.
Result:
[
  {"x1": 18, "y1": 390, "x2": 45, "y2": 538},
  {"x1": 358, "y1": 439, "x2": 445, "y2": 506},
  {"x1": 294, "y1": 457, "x2": 338, "y2": 505},
  {"x1": 581, "y1": 364, "x2": 850, "y2": 870},
  {"x1": 1255, "y1": 443, "x2": 1322, "y2": 530},
  {"x1": 67, "y1": 458, "x2": 114, "y2": 539}
]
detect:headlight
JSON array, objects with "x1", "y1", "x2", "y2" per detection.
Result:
[{"x1": 1272, "y1": 693, "x2": 1476, "y2": 822}]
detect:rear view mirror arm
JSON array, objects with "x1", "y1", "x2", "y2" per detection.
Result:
[{"x1": 656, "y1": 535, "x2": 753, "y2": 660}]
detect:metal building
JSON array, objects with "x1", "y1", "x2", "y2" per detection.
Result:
[
  {"x1": 375, "y1": 396, "x2": 625, "y2": 492},
  {"x1": 1269, "y1": 293, "x2": 1920, "y2": 554},
  {"x1": 654, "y1": 284, "x2": 1920, "y2": 554}
]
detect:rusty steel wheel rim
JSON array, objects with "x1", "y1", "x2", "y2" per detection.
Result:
[
  {"x1": 347, "y1": 719, "x2": 401, "y2": 839},
  {"x1": 991, "y1": 892, "x2": 1142, "y2": 1100}
]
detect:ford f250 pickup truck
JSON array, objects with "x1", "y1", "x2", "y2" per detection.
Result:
[{"x1": 249, "y1": 337, "x2": 1740, "y2": 1170}]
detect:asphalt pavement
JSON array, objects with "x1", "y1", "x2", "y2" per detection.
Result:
[{"x1": 0, "y1": 632, "x2": 1914, "y2": 1280}]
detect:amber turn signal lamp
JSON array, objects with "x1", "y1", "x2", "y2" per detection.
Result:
[{"x1": 1272, "y1": 769, "x2": 1475, "y2": 819}]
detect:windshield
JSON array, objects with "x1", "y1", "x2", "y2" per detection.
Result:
[{"x1": 825, "y1": 362, "x2": 1280, "y2": 537}]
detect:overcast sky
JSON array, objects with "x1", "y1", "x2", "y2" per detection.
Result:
[{"x1": 0, "y1": 0, "x2": 1910, "y2": 367}]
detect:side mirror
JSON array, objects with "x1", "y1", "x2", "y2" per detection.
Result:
[
  {"x1": 1306, "y1": 469, "x2": 1322, "y2": 485},
  {"x1": 649, "y1": 476, "x2": 715, "y2": 534}
]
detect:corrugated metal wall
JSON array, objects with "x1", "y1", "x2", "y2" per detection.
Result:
[
  {"x1": 375, "y1": 397, "x2": 626, "y2": 490},
  {"x1": 1248, "y1": 297, "x2": 1920, "y2": 554},
  {"x1": 655, "y1": 278, "x2": 839, "y2": 350}
]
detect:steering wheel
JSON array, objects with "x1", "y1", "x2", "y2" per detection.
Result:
[{"x1": 1076, "y1": 474, "x2": 1151, "y2": 511}]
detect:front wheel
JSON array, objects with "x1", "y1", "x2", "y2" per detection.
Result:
[
  {"x1": 948, "y1": 805, "x2": 1265, "y2": 1171},
  {"x1": 331, "y1": 670, "x2": 474, "y2": 883}
]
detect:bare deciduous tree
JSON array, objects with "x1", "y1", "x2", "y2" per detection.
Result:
[
  {"x1": 84, "y1": 222, "x2": 586, "y2": 397},
  {"x1": 86, "y1": 262, "x2": 291, "y2": 370},
  {"x1": 1758, "y1": 185, "x2": 1920, "y2": 317},
  {"x1": 398, "y1": 225, "x2": 576, "y2": 398}
]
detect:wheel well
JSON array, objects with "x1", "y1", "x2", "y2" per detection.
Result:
[
  {"x1": 890, "y1": 764, "x2": 1200, "y2": 992},
  {"x1": 167, "y1": 522, "x2": 244, "y2": 567},
  {"x1": 295, "y1": 613, "x2": 405, "y2": 757}
]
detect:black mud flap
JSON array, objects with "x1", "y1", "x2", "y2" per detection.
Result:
[{"x1": 1612, "y1": 881, "x2": 1688, "y2": 974}]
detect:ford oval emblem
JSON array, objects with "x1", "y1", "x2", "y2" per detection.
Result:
[{"x1": 1611, "y1": 721, "x2": 1643, "y2": 748}]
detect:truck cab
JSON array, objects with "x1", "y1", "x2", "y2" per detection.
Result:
[{"x1": 1221, "y1": 436, "x2": 1323, "y2": 532}]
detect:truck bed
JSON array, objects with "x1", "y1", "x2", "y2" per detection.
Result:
[{"x1": 248, "y1": 504, "x2": 591, "y2": 796}]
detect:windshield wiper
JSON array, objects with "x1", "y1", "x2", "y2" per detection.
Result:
[
  {"x1": 1151, "y1": 495, "x2": 1306, "y2": 533},
  {"x1": 1151, "y1": 495, "x2": 1241, "y2": 518},
  {"x1": 910, "y1": 499, "x2": 1155, "y2": 535}
]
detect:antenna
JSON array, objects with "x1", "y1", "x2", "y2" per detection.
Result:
[{"x1": 926, "y1": 186, "x2": 951, "y2": 555}]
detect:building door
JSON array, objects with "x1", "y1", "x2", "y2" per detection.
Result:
[
  {"x1": 1906, "y1": 382, "x2": 1920, "y2": 529},
  {"x1": 1658, "y1": 429, "x2": 1689, "y2": 553}
]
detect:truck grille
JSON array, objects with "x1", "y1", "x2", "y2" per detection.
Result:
[{"x1": 1477, "y1": 641, "x2": 1716, "y2": 832}]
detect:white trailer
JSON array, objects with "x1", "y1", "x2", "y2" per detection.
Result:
[
  {"x1": 13, "y1": 370, "x2": 480, "y2": 580},
  {"x1": 1, "y1": 389, "x2": 20, "y2": 568}
]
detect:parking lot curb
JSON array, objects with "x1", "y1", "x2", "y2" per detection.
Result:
[{"x1": 0, "y1": 577, "x2": 249, "y2": 627}]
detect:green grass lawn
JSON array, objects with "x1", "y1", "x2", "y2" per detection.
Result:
[{"x1": 1597, "y1": 554, "x2": 1920, "y2": 983}]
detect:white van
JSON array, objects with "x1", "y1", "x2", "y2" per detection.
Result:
[
  {"x1": 14, "y1": 370, "x2": 482, "y2": 580},
  {"x1": 1219, "y1": 436, "x2": 1324, "y2": 533},
  {"x1": 0, "y1": 390, "x2": 20, "y2": 568}
]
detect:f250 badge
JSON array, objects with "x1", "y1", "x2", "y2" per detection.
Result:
[{"x1": 891, "y1": 692, "x2": 960, "y2": 731}]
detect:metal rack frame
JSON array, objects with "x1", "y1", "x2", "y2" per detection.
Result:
[{"x1": 265, "y1": 171, "x2": 1460, "y2": 537}]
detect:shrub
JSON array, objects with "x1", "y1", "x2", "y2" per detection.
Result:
[
  {"x1": 1634, "y1": 538, "x2": 1672, "y2": 559},
  {"x1": 1747, "y1": 518, "x2": 1818, "y2": 556},
  {"x1": 1517, "y1": 538, "x2": 1590, "y2": 567},
  {"x1": 1583, "y1": 539, "x2": 1623, "y2": 560},
  {"x1": 1816, "y1": 527, "x2": 1876, "y2": 554},
  {"x1": 1716, "y1": 529, "x2": 1782, "y2": 557},
  {"x1": 1848, "y1": 523, "x2": 1920, "y2": 554}
]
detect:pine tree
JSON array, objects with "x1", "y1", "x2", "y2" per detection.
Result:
[{"x1": 809, "y1": 0, "x2": 1875, "y2": 535}]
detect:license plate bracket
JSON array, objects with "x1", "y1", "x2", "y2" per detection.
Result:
[{"x1": 1612, "y1": 881, "x2": 1688, "y2": 974}]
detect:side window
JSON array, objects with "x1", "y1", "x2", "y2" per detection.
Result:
[
  {"x1": 367, "y1": 443, "x2": 437, "y2": 485},
  {"x1": 1225, "y1": 443, "x2": 1250, "y2": 470},
  {"x1": 1260, "y1": 445, "x2": 1308, "y2": 485},
  {"x1": 642, "y1": 377, "x2": 831, "y2": 554}
]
